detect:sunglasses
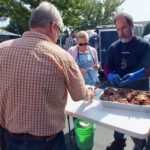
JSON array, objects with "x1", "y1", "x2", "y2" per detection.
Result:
[
  {"x1": 50, "y1": 22, "x2": 62, "y2": 36},
  {"x1": 56, "y1": 24, "x2": 62, "y2": 36},
  {"x1": 78, "y1": 43, "x2": 88, "y2": 46}
]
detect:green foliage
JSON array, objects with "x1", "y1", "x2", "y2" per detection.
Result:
[
  {"x1": 101, "y1": 0, "x2": 124, "y2": 24},
  {"x1": 77, "y1": 0, "x2": 123, "y2": 30},
  {"x1": 0, "y1": 0, "x2": 124, "y2": 34},
  {"x1": 0, "y1": 0, "x2": 31, "y2": 34}
]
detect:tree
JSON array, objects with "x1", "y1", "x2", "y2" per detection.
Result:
[
  {"x1": 0, "y1": 0, "x2": 31, "y2": 34},
  {"x1": 0, "y1": 0, "x2": 124, "y2": 34},
  {"x1": 77, "y1": 0, "x2": 124, "y2": 30}
]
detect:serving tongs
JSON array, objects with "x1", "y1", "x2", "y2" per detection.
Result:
[{"x1": 94, "y1": 81, "x2": 109, "y2": 90}]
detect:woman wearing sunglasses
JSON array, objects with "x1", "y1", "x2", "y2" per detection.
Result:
[{"x1": 68, "y1": 30, "x2": 100, "y2": 85}]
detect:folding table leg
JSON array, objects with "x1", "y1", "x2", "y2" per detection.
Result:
[{"x1": 67, "y1": 115, "x2": 72, "y2": 143}]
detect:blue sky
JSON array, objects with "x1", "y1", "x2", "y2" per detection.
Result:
[{"x1": 119, "y1": 0, "x2": 150, "y2": 22}]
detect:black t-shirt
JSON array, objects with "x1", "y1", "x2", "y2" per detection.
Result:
[
  {"x1": 105, "y1": 36, "x2": 150, "y2": 77},
  {"x1": 105, "y1": 36, "x2": 150, "y2": 90}
]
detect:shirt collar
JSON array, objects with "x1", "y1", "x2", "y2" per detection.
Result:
[{"x1": 22, "y1": 31, "x2": 51, "y2": 42}]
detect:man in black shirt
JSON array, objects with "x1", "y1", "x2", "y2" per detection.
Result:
[{"x1": 104, "y1": 12, "x2": 150, "y2": 150}]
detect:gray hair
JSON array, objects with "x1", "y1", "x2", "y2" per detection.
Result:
[
  {"x1": 76, "y1": 31, "x2": 89, "y2": 41},
  {"x1": 114, "y1": 12, "x2": 134, "y2": 27},
  {"x1": 29, "y1": 1, "x2": 64, "y2": 30}
]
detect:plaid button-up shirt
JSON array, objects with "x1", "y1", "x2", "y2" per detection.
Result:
[{"x1": 0, "y1": 31, "x2": 88, "y2": 136}]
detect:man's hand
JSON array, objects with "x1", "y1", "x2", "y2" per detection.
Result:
[
  {"x1": 119, "y1": 68, "x2": 145, "y2": 87},
  {"x1": 107, "y1": 72, "x2": 122, "y2": 86},
  {"x1": 87, "y1": 87, "x2": 95, "y2": 102},
  {"x1": 80, "y1": 69, "x2": 87, "y2": 75}
]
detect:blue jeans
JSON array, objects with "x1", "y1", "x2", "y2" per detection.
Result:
[
  {"x1": 114, "y1": 131, "x2": 146, "y2": 150},
  {"x1": 145, "y1": 135, "x2": 150, "y2": 150},
  {"x1": 0, "y1": 126, "x2": 5, "y2": 150},
  {"x1": 114, "y1": 131, "x2": 125, "y2": 141},
  {"x1": 132, "y1": 137, "x2": 146, "y2": 150},
  {"x1": 1, "y1": 127, "x2": 67, "y2": 150}
]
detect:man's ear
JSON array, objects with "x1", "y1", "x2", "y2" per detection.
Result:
[
  {"x1": 50, "y1": 22, "x2": 57, "y2": 34},
  {"x1": 131, "y1": 23, "x2": 134, "y2": 30},
  {"x1": 49, "y1": 22, "x2": 54, "y2": 34}
]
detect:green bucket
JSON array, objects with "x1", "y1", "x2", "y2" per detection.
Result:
[{"x1": 74, "y1": 119, "x2": 95, "y2": 150}]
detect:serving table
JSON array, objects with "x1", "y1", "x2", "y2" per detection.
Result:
[{"x1": 65, "y1": 88, "x2": 150, "y2": 140}]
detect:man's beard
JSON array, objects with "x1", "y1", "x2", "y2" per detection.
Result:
[
  {"x1": 120, "y1": 32, "x2": 134, "y2": 43},
  {"x1": 120, "y1": 36, "x2": 133, "y2": 43},
  {"x1": 120, "y1": 38, "x2": 131, "y2": 43}
]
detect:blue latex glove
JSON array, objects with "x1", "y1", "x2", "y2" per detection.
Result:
[
  {"x1": 107, "y1": 72, "x2": 122, "y2": 86},
  {"x1": 119, "y1": 68, "x2": 145, "y2": 87}
]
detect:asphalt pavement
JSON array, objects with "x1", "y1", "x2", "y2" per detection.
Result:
[{"x1": 64, "y1": 116, "x2": 134, "y2": 150}]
